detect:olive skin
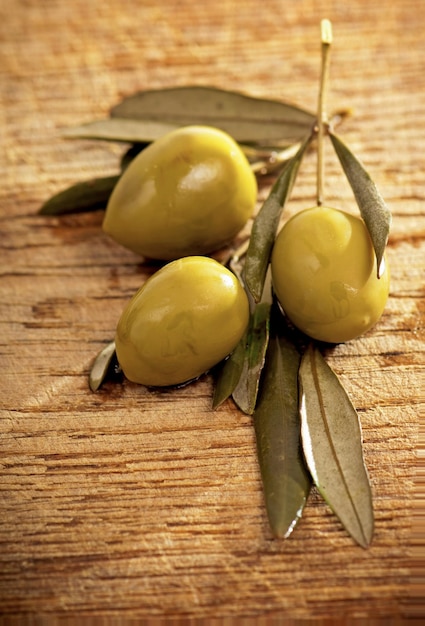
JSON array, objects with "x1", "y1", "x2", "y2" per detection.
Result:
[
  {"x1": 271, "y1": 206, "x2": 390, "y2": 343},
  {"x1": 103, "y1": 125, "x2": 258, "y2": 260},
  {"x1": 115, "y1": 256, "x2": 250, "y2": 387}
]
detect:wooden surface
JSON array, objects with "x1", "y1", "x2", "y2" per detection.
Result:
[{"x1": 0, "y1": 0, "x2": 422, "y2": 622}]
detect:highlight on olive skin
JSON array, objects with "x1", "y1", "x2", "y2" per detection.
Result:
[
  {"x1": 271, "y1": 206, "x2": 390, "y2": 344},
  {"x1": 103, "y1": 125, "x2": 258, "y2": 260},
  {"x1": 115, "y1": 256, "x2": 250, "y2": 387}
]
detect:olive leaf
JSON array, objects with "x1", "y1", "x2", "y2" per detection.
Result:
[
  {"x1": 110, "y1": 85, "x2": 316, "y2": 146},
  {"x1": 63, "y1": 86, "x2": 315, "y2": 145},
  {"x1": 212, "y1": 299, "x2": 271, "y2": 412},
  {"x1": 231, "y1": 301, "x2": 271, "y2": 415},
  {"x1": 243, "y1": 133, "x2": 313, "y2": 303},
  {"x1": 213, "y1": 250, "x2": 272, "y2": 413},
  {"x1": 62, "y1": 118, "x2": 182, "y2": 144},
  {"x1": 39, "y1": 145, "x2": 147, "y2": 216},
  {"x1": 212, "y1": 334, "x2": 247, "y2": 409},
  {"x1": 89, "y1": 341, "x2": 119, "y2": 392},
  {"x1": 299, "y1": 344, "x2": 374, "y2": 548},
  {"x1": 39, "y1": 176, "x2": 119, "y2": 216},
  {"x1": 253, "y1": 312, "x2": 311, "y2": 538},
  {"x1": 329, "y1": 131, "x2": 391, "y2": 278}
]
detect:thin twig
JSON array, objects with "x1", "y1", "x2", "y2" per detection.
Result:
[{"x1": 316, "y1": 19, "x2": 333, "y2": 206}]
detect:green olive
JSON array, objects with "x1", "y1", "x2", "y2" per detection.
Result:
[
  {"x1": 271, "y1": 206, "x2": 390, "y2": 343},
  {"x1": 115, "y1": 256, "x2": 250, "y2": 387},
  {"x1": 103, "y1": 125, "x2": 258, "y2": 260}
]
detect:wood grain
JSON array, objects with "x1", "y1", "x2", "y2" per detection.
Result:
[{"x1": 0, "y1": 0, "x2": 422, "y2": 622}]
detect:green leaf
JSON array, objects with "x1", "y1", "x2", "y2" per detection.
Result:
[
  {"x1": 89, "y1": 341, "x2": 118, "y2": 392},
  {"x1": 299, "y1": 344, "x2": 374, "y2": 548},
  {"x1": 243, "y1": 133, "x2": 313, "y2": 302},
  {"x1": 212, "y1": 300, "x2": 271, "y2": 412},
  {"x1": 329, "y1": 131, "x2": 391, "y2": 278},
  {"x1": 39, "y1": 176, "x2": 119, "y2": 216},
  {"x1": 63, "y1": 86, "x2": 315, "y2": 145},
  {"x1": 253, "y1": 313, "x2": 311, "y2": 538},
  {"x1": 213, "y1": 256, "x2": 272, "y2": 414},
  {"x1": 212, "y1": 334, "x2": 247, "y2": 409},
  {"x1": 110, "y1": 85, "x2": 316, "y2": 146},
  {"x1": 232, "y1": 302, "x2": 271, "y2": 415},
  {"x1": 62, "y1": 118, "x2": 182, "y2": 143}
]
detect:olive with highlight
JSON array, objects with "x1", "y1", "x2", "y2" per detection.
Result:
[
  {"x1": 271, "y1": 206, "x2": 390, "y2": 343},
  {"x1": 103, "y1": 125, "x2": 257, "y2": 260},
  {"x1": 115, "y1": 256, "x2": 250, "y2": 387}
]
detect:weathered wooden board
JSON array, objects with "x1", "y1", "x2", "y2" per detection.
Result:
[{"x1": 0, "y1": 0, "x2": 422, "y2": 622}]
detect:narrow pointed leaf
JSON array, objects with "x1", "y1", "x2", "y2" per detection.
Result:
[
  {"x1": 63, "y1": 118, "x2": 181, "y2": 143},
  {"x1": 243, "y1": 133, "x2": 313, "y2": 302},
  {"x1": 111, "y1": 85, "x2": 316, "y2": 145},
  {"x1": 329, "y1": 132, "x2": 391, "y2": 277},
  {"x1": 89, "y1": 341, "x2": 118, "y2": 392},
  {"x1": 212, "y1": 334, "x2": 247, "y2": 409},
  {"x1": 299, "y1": 344, "x2": 374, "y2": 547},
  {"x1": 232, "y1": 302, "x2": 271, "y2": 415},
  {"x1": 212, "y1": 301, "x2": 271, "y2": 412},
  {"x1": 254, "y1": 318, "x2": 311, "y2": 538},
  {"x1": 39, "y1": 176, "x2": 119, "y2": 216}
]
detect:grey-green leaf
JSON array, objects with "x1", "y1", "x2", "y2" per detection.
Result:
[
  {"x1": 110, "y1": 85, "x2": 316, "y2": 146},
  {"x1": 329, "y1": 131, "x2": 391, "y2": 278},
  {"x1": 232, "y1": 302, "x2": 271, "y2": 415},
  {"x1": 299, "y1": 344, "x2": 374, "y2": 548},
  {"x1": 89, "y1": 341, "x2": 117, "y2": 392},
  {"x1": 212, "y1": 334, "x2": 247, "y2": 409},
  {"x1": 253, "y1": 320, "x2": 311, "y2": 538},
  {"x1": 39, "y1": 176, "x2": 119, "y2": 216},
  {"x1": 243, "y1": 133, "x2": 313, "y2": 302},
  {"x1": 62, "y1": 118, "x2": 182, "y2": 143}
]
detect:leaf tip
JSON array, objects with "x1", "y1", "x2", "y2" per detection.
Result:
[{"x1": 377, "y1": 255, "x2": 387, "y2": 280}]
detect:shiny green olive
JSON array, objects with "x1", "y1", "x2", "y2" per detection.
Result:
[
  {"x1": 271, "y1": 206, "x2": 390, "y2": 343},
  {"x1": 103, "y1": 125, "x2": 258, "y2": 260},
  {"x1": 115, "y1": 256, "x2": 250, "y2": 387}
]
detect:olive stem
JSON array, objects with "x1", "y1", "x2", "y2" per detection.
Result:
[{"x1": 316, "y1": 19, "x2": 333, "y2": 206}]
